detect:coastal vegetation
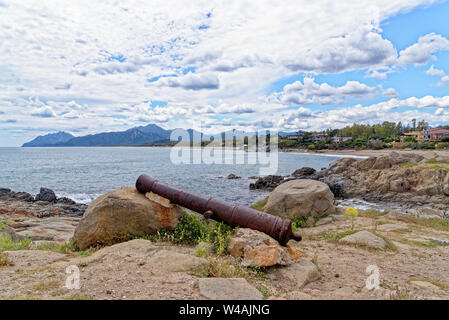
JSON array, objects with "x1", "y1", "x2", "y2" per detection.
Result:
[
  {"x1": 279, "y1": 121, "x2": 449, "y2": 151},
  {"x1": 124, "y1": 212, "x2": 235, "y2": 256}
]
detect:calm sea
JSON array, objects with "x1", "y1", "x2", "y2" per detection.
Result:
[{"x1": 0, "y1": 147, "x2": 347, "y2": 206}]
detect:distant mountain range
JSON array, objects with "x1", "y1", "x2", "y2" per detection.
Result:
[
  {"x1": 22, "y1": 124, "x2": 283, "y2": 147},
  {"x1": 22, "y1": 131, "x2": 75, "y2": 147}
]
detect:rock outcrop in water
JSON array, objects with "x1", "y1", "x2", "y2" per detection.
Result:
[
  {"x1": 318, "y1": 151, "x2": 449, "y2": 211},
  {"x1": 0, "y1": 188, "x2": 86, "y2": 218},
  {"x1": 249, "y1": 151, "x2": 449, "y2": 212}
]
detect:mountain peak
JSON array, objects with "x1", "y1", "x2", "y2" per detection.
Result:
[{"x1": 22, "y1": 131, "x2": 75, "y2": 147}]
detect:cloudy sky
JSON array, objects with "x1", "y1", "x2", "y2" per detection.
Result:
[{"x1": 1, "y1": 0, "x2": 449, "y2": 146}]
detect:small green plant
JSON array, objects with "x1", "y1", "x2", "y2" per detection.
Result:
[
  {"x1": 396, "y1": 216, "x2": 449, "y2": 232},
  {"x1": 35, "y1": 240, "x2": 79, "y2": 254},
  {"x1": 372, "y1": 232, "x2": 397, "y2": 251},
  {"x1": 121, "y1": 213, "x2": 235, "y2": 255},
  {"x1": 291, "y1": 216, "x2": 310, "y2": 230},
  {"x1": 408, "y1": 278, "x2": 449, "y2": 290},
  {"x1": 139, "y1": 261, "x2": 146, "y2": 266},
  {"x1": 172, "y1": 213, "x2": 210, "y2": 245},
  {"x1": 0, "y1": 253, "x2": 11, "y2": 266},
  {"x1": 0, "y1": 235, "x2": 31, "y2": 251},
  {"x1": 207, "y1": 222, "x2": 234, "y2": 255},
  {"x1": 78, "y1": 262, "x2": 88, "y2": 268},
  {"x1": 344, "y1": 207, "x2": 359, "y2": 230},
  {"x1": 250, "y1": 197, "x2": 268, "y2": 212},
  {"x1": 401, "y1": 162, "x2": 417, "y2": 167},
  {"x1": 318, "y1": 229, "x2": 358, "y2": 243},
  {"x1": 359, "y1": 209, "x2": 389, "y2": 218},
  {"x1": 33, "y1": 280, "x2": 61, "y2": 292},
  {"x1": 194, "y1": 242, "x2": 207, "y2": 258},
  {"x1": 79, "y1": 251, "x2": 92, "y2": 257}
]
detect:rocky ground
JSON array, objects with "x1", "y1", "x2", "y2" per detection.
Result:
[{"x1": 1, "y1": 208, "x2": 449, "y2": 300}]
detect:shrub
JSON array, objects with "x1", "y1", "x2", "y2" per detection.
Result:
[
  {"x1": 171, "y1": 213, "x2": 210, "y2": 245},
  {"x1": 0, "y1": 235, "x2": 31, "y2": 251},
  {"x1": 135, "y1": 213, "x2": 236, "y2": 255},
  {"x1": 402, "y1": 136, "x2": 416, "y2": 143}
]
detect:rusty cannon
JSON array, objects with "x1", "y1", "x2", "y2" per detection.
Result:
[{"x1": 136, "y1": 174, "x2": 301, "y2": 246}]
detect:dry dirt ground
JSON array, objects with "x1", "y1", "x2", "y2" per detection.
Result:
[{"x1": 1, "y1": 210, "x2": 449, "y2": 300}]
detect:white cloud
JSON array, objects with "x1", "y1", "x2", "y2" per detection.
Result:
[
  {"x1": 426, "y1": 65, "x2": 449, "y2": 86},
  {"x1": 30, "y1": 106, "x2": 57, "y2": 118},
  {"x1": 273, "y1": 77, "x2": 396, "y2": 106},
  {"x1": 155, "y1": 72, "x2": 220, "y2": 90},
  {"x1": 398, "y1": 33, "x2": 449, "y2": 66},
  {"x1": 283, "y1": 26, "x2": 398, "y2": 74}
]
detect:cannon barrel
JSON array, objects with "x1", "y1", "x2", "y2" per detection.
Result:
[{"x1": 136, "y1": 174, "x2": 301, "y2": 246}]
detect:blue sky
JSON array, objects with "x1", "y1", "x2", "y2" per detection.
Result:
[{"x1": 1, "y1": 0, "x2": 449, "y2": 146}]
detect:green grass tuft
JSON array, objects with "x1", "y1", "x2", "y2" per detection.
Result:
[
  {"x1": 250, "y1": 197, "x2": 268, "y2": 212},
  {"x1": 0, "y1": 235, "x2": 31, "y2": 251}
]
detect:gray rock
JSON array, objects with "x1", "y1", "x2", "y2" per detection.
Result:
[
  {"x1": 250, "y1": 175, "x2": 284, "y2": 191},
  {"x1": 376, "y1": 224, "x2": 404, "y2": 232},
  {"x1": 292, "y1": 167, "x2": 316, "y2": 177},
  {"x1": 198, "y1": 278, "x2": 263, "y2": 300},
  {"x1": 35, "y1": 187, "x2": 57, "y2": 202},
  {"x1": 315, "y1": 216, "x2": 333, "y2": 226},
  {"x1": 227, "y1": 174, "x2": 241, "y2": 179},
  {"x1": 269, "y1": 260, "x2": 321, "y2": 290},
  {"x1": 0, "y1": 225, "x2": 20, "y2": 241},
  {"x1": 340, "y1": 231, "x2": 387, "y2": 249}
]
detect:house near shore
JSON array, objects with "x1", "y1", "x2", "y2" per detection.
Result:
[
  {"x1": 399, "y1": 131, "x2": 423, "y2": 142},
  {"x1": 422, "y1": 128, "x2": 449, "y2": 141},
  {"x1": 311, "y1": 133, "x2": 327, "y2": 143},
  {"x1": 331, "y1": 136, "x2": 352, "y2": 144},
  {"x1": 400, "y1": 128, "x2": 449, "y2": 142}
]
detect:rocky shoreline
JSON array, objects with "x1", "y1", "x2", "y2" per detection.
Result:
[
  {"x1": 250, "y1": 151, "x2": 449, "y2": 219},
  {"x1": 0, "y1": 187, "x2": 87, "y2": 218}
]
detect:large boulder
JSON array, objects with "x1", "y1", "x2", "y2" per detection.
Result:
[
  {"x1": 263, "y1": 179, "x2": 335, "y2": 218},
  {"x1": 73, "y1": 187, "x2": 183, "y2": 250}
]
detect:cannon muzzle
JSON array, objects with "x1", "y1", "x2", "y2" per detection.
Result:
[{"x1": 136, "y1": 174, "x2": 301, "y2": 246}]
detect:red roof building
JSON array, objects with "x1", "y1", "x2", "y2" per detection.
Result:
[{"x1": 422, "y1": 128, "x2": 449, "y2": 141}]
